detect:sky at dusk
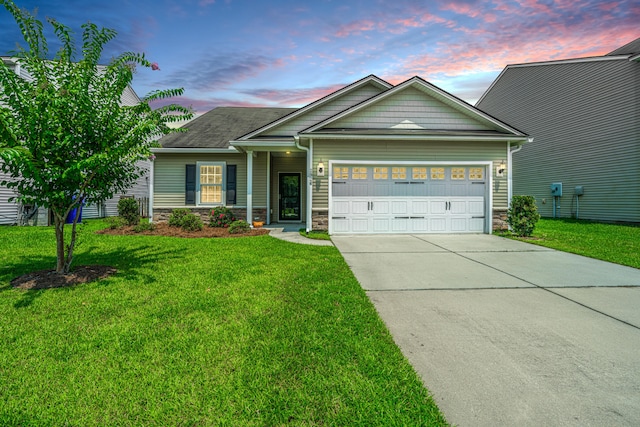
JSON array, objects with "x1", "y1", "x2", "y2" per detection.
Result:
[{"x1": 1, "y1": 0, "x2": 638, "y2": 114}]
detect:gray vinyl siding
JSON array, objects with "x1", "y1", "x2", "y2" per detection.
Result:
[
  {"x1": 312, "y1": 140, "x2": 508, "y2": 209},
  {"x1": 0, "y1": 169, "x2": 18, "y2": 225},
  {"x1": 330, "y1": 87, "x2": 493, "y2": 131},
  {"x1": 264, "y1": 83, "x2": 385, "y2": 136},
  {"x1": 153, "y1": 153, "x2": 269, "y2": 208},
  {"x1": 477, "y1": 58, "x2": 640, "y2": 222}
]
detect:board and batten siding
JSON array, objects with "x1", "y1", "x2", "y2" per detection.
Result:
[
  {"x1": 477, "y1": 58, "x2": 640, "y2": 222},
  {"x1": 263, "y1": 83, "x2": 385, "y2": 136},
  {"x1": 153, "y1": 152, "x2": 269, "y2": 208},
  {"x1": 312, "y1": 140, "x2": 508, "y2": 209},
  {"x1": 330, "y1": 87, "x2": 494, "y2": 131}
]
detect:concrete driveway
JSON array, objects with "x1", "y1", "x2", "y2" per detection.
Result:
[{"x1": 332, "y1": 234, "x2": 640, "y2": 427}]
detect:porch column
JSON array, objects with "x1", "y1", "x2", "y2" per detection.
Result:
[{"x1": 246, "y1": 150, "x2": 253, "y2": 224}]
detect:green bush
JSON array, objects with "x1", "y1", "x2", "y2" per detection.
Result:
[
  {"x1": 507, "y1": 195, "x2": 541, "y2": 237},
  {"x1": 117, "y1": 197, "x2": 140, "y2": 226},
  {"x1": 181, "y1": 213, "x2": 204, "y2": 232},
  {"x1": 228, "y1": 220, "x2": 250, "y2": 234},
  {"x1": 168, "y1": 208, "x2": 191, "y2": 227},
  {"x1": 133, "y1": 221, "x2": 156, "y2": 233},
  {"x1": 209, "y1": 206, "x2": 236, "y2": 227},
  {"x1": 105, "y1": 216, "x2": 127, "y2": 229}
]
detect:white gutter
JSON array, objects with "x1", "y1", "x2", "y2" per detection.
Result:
[
  {"x1": 148, "y1": 158, "x2": 155, "y2": 223},
  {"x1": 306, "y1": 133, "x2": 529, "y2": 142},
  {"x1": 294, "y1": 135, "x2": 312, "y2": 233},
  {"x1": 151, "y1": 147, "x2": 239, "y2": 154}
]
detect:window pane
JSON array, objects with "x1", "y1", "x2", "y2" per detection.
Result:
[
  {"x1": 392, "y1": 167, "x2": 406, "y2": 180},
  {"x1": 201, "y1": 185, "x2": 222, "y2": 203},
  {"x1": 412, "y1": 167, "x2": 427, "y2": 180},
  {"x1": 452, "y1": 167, "x2": 465, "y2": 180},
  {"x1": 200, "y1": 165, "x2": 222, "y2": 184},
  {"x1": 431, "y1": 167, "x2": 444, "y2": 180},
  {"x1": 373, "y1": 167, "x2": 388, "y2": 180},
  {"x1": 469, "y1": 167, "x2": 484, "y2": 180},
  {"x1": 352, "y1": 167, "x2": 367, "y2": 180},
  {"x1": 333, "y1": 167, "x2": 348, "y2": 180}
]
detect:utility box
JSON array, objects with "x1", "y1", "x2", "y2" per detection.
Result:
[
  {"x1": 550, "y1": 182, "x2": 562, "y2": 197},
  {"x1": 575, "y1": 186, "x2": 584, "y2": 196}
]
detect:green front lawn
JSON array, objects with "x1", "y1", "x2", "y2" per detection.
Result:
[
  {"x1": 506, "y1": 218, "x2": 640, "y2": 269},
  {"x1": 0, "y1": 220, "x2": 447, "y2": 426}
]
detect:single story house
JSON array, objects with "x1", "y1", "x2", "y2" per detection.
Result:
[
  {"x1": 0, "y1": 56, "x2": 151, "y2": 225},
  {"x1": 476, "y1": 37, "x2": 640, "y2": 223},
  {"x1": 151, "y1": 75, "x2": 531, "y2": 234}
]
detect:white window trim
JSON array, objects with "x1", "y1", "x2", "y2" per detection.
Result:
[{"x1": 196, "y1": 161, "x2": 226, "y2": 206}]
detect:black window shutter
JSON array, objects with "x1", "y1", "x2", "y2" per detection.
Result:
[
  {"x1": 226, "y1": 165, "x2": 237, "y2": 204},
  {"x1": 185, "y1": 164, "x2": 196, "y2": 205}
]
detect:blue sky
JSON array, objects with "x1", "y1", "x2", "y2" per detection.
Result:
[{"x1": 1, "y1": 0, "x2": 638, "y2": 113}]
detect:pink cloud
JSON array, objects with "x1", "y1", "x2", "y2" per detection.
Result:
[{"x1": 334, "y1": 19, "x2": 377, "y2": 37}]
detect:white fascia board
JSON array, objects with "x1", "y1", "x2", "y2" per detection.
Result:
[
  {"x1": 230, "y1": 140, "x2": 300, "y2": 153},
  {"x1": 306, "y1": 132, "x2": 530, "y2": 143},
  {"x1": 237, "y1": 75, "x2": 392, "y2": 141},
  {"x1": 151, "y1": 147, "x2": 239, "y2": 153}
]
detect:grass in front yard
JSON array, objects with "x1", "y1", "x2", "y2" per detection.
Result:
[
  {"x1": 299, "y1": 228, "x2": 332, "y2": 241},
  {"x1": 504, "y1": 218, "x2": 640, "y2": 269},
  {"x1": 0, "y1": 220, "x2": 447, "y2": 426}
]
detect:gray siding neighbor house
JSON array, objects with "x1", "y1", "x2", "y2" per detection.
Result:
[
  {"x1": 476, "y1": 37, "x2": 640, "y2": 223},
  {"x1": 0, "y1": 56, "x2": 151, "y2": 225},
  {"x1": 152, "y1": 75, "x2": 530, "y2": 234}
]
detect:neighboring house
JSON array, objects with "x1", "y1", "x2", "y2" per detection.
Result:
[
  {"x1": 0, "y1": 56, "x2": 151, "y2": 225},
  {"x1": 152, "y1": 75, "x2": 530, "y2": 234},
  {"x1": 476, "y1": 37, "x2": 640, "y2": 223}
]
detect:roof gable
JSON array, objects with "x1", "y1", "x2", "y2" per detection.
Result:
[
  {"x1": 305, "y1": 76, "x2": 525, "y2": 136},
  {"x1": 239, "y1": 75, "x2": 392, "y2": 140}
]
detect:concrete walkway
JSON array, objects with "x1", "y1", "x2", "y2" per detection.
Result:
[{"x1": 332, "y1": 234, "x2": 640, "y2": 426}]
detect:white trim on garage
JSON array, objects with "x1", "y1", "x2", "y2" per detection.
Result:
[{"x1": 328, "y1": 160, "x2": 493, "y2": 234}]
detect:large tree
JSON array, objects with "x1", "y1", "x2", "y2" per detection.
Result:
[{"x1": 0, "y1": 0, "x2": 192, "y2": 273}]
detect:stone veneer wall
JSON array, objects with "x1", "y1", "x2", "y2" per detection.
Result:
[
  {"x1": 492, "y1": 208, "x2": 508, "y2": 231},
  {"x1": 153, "y1": 208, "x2": 267, "y2": 224},
  {"x1": 311, "y1": 209, "x2": 329, "y2": 231}
]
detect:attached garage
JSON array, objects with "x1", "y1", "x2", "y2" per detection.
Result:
[{"x1": 330, "y1": 163, "x2": 489, "y2": 234}]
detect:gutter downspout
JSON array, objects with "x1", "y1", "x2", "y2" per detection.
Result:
[
  {"x1": 148, "y1": 158, "x2": 154, "y2": 223},
  {"x1": 507, "y1": 140, "x2": 527, "y2": 206},
  {"x1": 294, "y1": 135, "x2": 312, "y2": 233}
]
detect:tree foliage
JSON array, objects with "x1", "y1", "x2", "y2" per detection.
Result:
[
  {"x1": 0, "y1": 0, "x2": 193, "y2": 273},
  {"x1": 507, "y1": 195, "x2": 541, "y2": 237}
]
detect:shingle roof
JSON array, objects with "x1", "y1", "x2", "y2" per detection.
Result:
[
  {"x1": 606, "y1": 37, "x2": 640, "y2": 56},
  {"x1": 159, "y1": 107, "x2": 296, "y2": 148}
]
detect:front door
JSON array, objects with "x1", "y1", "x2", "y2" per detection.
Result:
[{"x1": 279, "y1": 173, "x2": 301, "y2": 221}]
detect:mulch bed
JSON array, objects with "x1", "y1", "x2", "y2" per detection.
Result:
[
  {"x1": 12, "y1": 224, "x2": 271, "y2": 290},
  {"x1": 11, "y1": 265, "x2": 118, "y2": 290},
  {"x1": 95, "y1": 222, "x2": 271, "y2": 238}
]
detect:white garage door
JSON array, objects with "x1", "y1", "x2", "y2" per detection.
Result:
[{"x1": 330, "y1": 165, "x2": 487, "y2": 234}]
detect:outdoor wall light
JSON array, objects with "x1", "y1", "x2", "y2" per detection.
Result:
[
  {"x1": 317, "y1": 160, "x2": 325, "y2": 177},
  {"x1": 496, "y1": 161, "x2": 506, "y2": 177}
]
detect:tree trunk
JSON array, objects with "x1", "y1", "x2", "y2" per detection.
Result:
[{"x1": 54, "y1": 213, "x2": 66, "y2": 274}]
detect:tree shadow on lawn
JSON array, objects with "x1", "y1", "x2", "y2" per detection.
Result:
[{"x1": 0, "y1": 243, "x2": 185, "y2": 308}]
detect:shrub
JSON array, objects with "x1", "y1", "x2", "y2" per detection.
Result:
[
  {"x1": 507, "y1": 195, "x2": 541, "y2": 237},
  {"x1": 228, "y1": 220, "x2": 250, "y2": 234},
  {"x1": 168, "y1": 208, "x2": 191, "y2": 227},
  {"x1": 105, "y1": 216, "x2": 127, "y2": 229},
  {"x1": 133, "y1": 221, "x2": 156, "y2": 233},
  {"x1": 209, "y1": 206, "x2": 236, "y2": 228},
  {"x1": 180, "y1": 213, "x2": 204, "y2": 232},
  {"x1": 117, "y1": 197, "x2": 140, "y2": 226}
]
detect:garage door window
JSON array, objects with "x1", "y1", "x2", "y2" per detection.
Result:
[
  {"x1": 352, "y1": 167, "x2": 368, "y2": 179},
  {"x1": 412, "y1": 167, "x2": 427, "y2": 180},
  {"x1": 452, "y1": 167, "x2": 466, "y2": 180},
  {"x1": 431, "y1": 167, "x2": 445, "y2": 180},
  {"x1": 334, "y1": 167, "x2": 348, "y2": 180},
  {"x1": 392, "y1": 167, "x2": 407, "y2": 179},
  {"x1": 373, "y1": 167, "x2": 388, "y2": 179},
  {"x1": 469, "y1": 167, "x2": 484, "y2": 180}
]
